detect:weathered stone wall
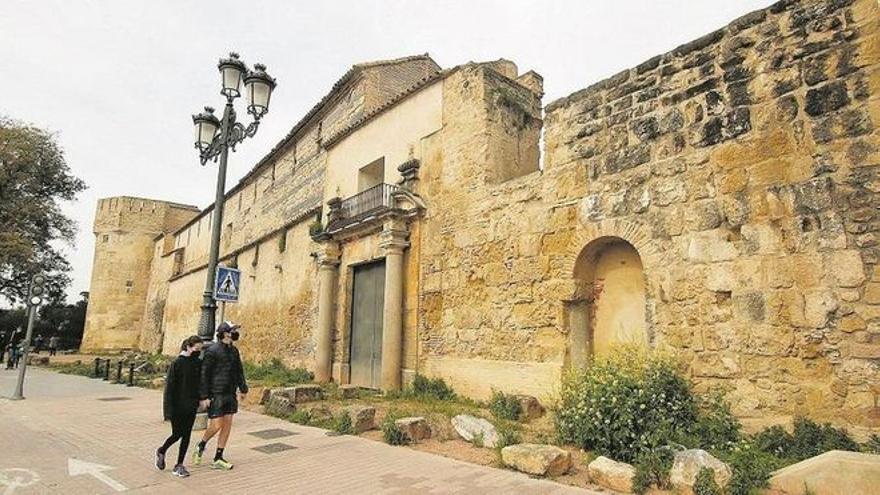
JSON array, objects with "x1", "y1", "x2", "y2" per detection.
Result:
[
  {"x1": 81, "y1": 197, "x2": 198, "y2": 351},
  {"x1": 537, "y1": 0, "x2": 880, "y2": 429}
]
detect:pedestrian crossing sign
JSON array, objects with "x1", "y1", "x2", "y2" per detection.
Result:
[{"x1": 214, "y1": 266, "x2": 241, "y2": 303}]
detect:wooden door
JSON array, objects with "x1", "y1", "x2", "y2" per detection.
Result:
[{"x1": 349, "y1": 261, "x2": 385, "y2": 388}]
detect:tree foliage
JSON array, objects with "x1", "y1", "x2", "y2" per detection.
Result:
[{"x1": 0, "y1": 116, "x2": 86, "y2": 303}]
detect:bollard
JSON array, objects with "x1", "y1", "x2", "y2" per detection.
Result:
[
  {"x1": 94, "y1": 358, "x2": 101, "y2": 378},
  {"x1": 116, "y1": 360, "x2": 124, "y2": 383},
  {"x1": 103, "y1": 359, "x2": 111, "y2": 380},
  {"x1": 128, "y1": 362, "x2": 135, "y2": 386}
]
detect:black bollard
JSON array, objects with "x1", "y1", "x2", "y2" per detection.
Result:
[
  {"x1": 94, "y1": 358, "x2": 101, "y2": 378},
  {"x1": 103, "y1": 359, "x2": 110, "y2": 380},
  {"x1": 116, "y1": 360, "x2": 123, "y2": 383},
  {"x1": 127, "y1": 362, "x2": 135, "y2": 386}
]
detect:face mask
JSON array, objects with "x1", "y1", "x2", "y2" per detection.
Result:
[
  {"x1": 191, "y1": 350, "x2": 201, "y2": 358},
  {"x1": 231, "y1": 330, "x2": 240, "y2": 341}
]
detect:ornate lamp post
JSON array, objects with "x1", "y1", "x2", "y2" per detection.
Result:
[{"x1": 192, "y1": 52, "x2": 277, "y2": 341}]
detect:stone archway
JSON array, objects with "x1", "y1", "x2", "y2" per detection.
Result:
[{"x1": 568, "y1": 236, "x2": 648, "y2": 368}]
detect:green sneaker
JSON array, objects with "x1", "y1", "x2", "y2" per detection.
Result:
[
  {"x1": 192, "y1": 448, "x2": 203, "y2": 466},
  {"x1": 211, "y1": 458, "x2": 234, "y2": 470}
]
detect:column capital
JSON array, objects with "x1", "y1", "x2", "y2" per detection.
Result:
[
  {"x1": 380, "y1": 228, "x2": 409, "y2": 255},
  {"x1": 315, "y1": 241, "x2": 341, "y2": 268}
]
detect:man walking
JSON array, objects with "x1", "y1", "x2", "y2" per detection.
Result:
[
  {"x1": 48, "y1": 335, "x2": 59, "y2": 356},
  {"x1": 193, "y1": 321, "x2": 247, "y2": 470}
]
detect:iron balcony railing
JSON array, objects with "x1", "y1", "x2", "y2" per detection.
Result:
[{"x1": 338, "y1": 183, "x2": 399, "y2": 220}]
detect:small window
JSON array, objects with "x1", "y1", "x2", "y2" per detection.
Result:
[
  {"x1": 357, "y1": 157, "x2": 385, "y2": 192},
  {"x1": 125, "y1": 280, "x2": 134, "y2": 293},
  {"x1": 102, "y1": 234, "x2": 109, "y2": 243}
]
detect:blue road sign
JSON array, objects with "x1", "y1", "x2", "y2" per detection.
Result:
[{"x1": 214, "y1": 266, "x2": 241, "y2": 303}]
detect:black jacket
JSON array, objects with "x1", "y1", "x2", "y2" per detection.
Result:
[
  {"x1": 163, "y1": 354, "x2": 202, "y2": 420},
  {"x1": 199, "y1": 342, "x2": 248, "y2": 399}
]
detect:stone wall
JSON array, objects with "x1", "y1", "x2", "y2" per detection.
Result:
[
  {"x1": 538, "y1": 0, "x2": 880, "y2": 428},
  {"x1": 81, "y1": 197, "x2": 198, "y2": 351}
]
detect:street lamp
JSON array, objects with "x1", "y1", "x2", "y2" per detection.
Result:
[{"x1": 192, "y1": 52, "x2": 277, "y2": 341}]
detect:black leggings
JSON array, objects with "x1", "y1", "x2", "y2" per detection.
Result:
[{"x1": 159, "y1": 413, "x2": 196, "y2": 465}]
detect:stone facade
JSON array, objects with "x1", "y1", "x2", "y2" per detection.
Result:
[{"x1": 83, "y1": 0, "x2": 880, "y2": 433}]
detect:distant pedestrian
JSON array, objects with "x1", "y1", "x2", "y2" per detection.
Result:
[
  {"x1": 4, "y1": 342, "x2": 14, "y2": 369},
  {"x1": 48, "y1": 336, "x2": 59, "y2": 356},
  {"x1": 193, "y1": 321, "x2": 248, "y2": 470},
  {"x1": 0, "y1": 331, "x2": 7, "y2": 363},
  {"x1": 33, "y1": 334, "x2": 44, "y2": 354},
  {"x1": 155, "y1": 335, "x2": 204, "y2": 478}
]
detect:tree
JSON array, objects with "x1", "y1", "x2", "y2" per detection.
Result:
[{"x1": 0, "y1": 116, "x2": 86, "y2": 304}]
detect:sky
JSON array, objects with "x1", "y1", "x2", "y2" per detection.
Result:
[{"x1": 0, "y1": 0, "x2": 771, "y2": 303}]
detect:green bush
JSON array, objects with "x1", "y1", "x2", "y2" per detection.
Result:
[
  {"x1": 410, "y1": 374, "x2": 456, "y2": 401},
  {"x1": 289, "y1": 409, "x2": 311, "y2": 425},
  {"x1": 689, "y1": 393, "x2": 741, "y2": 453},
  {"x1": 632, "y1": 447, "x2": 674, "y2": 494},
  {"x1": 720, "y1": 442, "x2": 781, "y2": 495},
  {"x1": 752, "y1": 417, "x2": 859, "y2": 462},
  {"x1": 863, "y1": 434, "x2": 880, "y2": 454},
  {"x1": 332, "y1": 412, "x2": 353, "y2": 435},
  {"x1": 495, "y1": 423, "x2": 523, "y2": 449},
  {"x1": 243, "y1": 358, "x2": 313, "y2": 387},
  {"x1": 381, "y1": 414, "x2": 410, "y2": 446},
  {"x1": 693, "y1": 467, "x2": 722, "y2": 495},
  {"x1": 556, "y1": 348, "x2": 696, "y2": 462},
  {"x1": 489, "y1": 389, "x2": 522, "y2": 421}
]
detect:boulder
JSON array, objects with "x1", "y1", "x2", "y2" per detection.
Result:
[
  {"x1": 670, "y1": 449, "x2": 732, "y2": 494},
  {"x1": 306, "y1": 405, "x2": 333, "y2": 423},
  {"x1": 395, "y1": 417, "x2": 431, "y2": 442},
  {"x1": 150, "y1": 377, "x2": 165, "y2": 388},
  {"x1": 769, "y1": 450, "x2": 880, "y2": 495},
  {"x1": 501, "y1": 444, "x2": 572, "y2": 477},
  {"x1": 27, "y1": 356, "x2": 50, "y2": 366},
  {"x1": 338, "y1": 384, "x2": 360, "y2": 399},
  {"x1": 343, "y1": 406, "x2": 376, "y2": 433},
  {"x1": 282, "y1": 384, "x2": 324, "y2": 403},
  {"x1": 588, "y1": 456, "x2": 636, "y2": 493},
  {"x1": 451, "y1": 414, "x2": 500, "y2": 448},
  {"x1": 514, "y1": 395, "x2": 545, "y2": 420},
  {"x1": 266, "y1": 395, "x2": 295, "y2": 417},
  {"x1": 259, "y1": 388, "x2": 272, "y2": 405}
]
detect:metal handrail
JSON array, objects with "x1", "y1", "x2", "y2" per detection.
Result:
[{"x1": 338, "y1": 183, "x2": 399, "y2": 220}]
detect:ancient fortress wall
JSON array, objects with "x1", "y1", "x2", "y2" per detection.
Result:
[
  {"x1": 413, "y1": 0, "x2": 880, "y2": 431},
  {"x1": 81, "y1": 197, "x2": 198, "y2": 351}
]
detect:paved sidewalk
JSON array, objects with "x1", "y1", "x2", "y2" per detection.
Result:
[{"x1": 0, "y1": 368, "x2": 591, "y2": 494}]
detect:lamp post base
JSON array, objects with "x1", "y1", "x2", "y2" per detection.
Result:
[{"x1": 197, "y1": 292, "x2": 217, "y2": 342}]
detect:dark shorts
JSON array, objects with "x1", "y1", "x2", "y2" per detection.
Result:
[{"x1": 207, "y1": 393, "x2": 238, "y2": 418}]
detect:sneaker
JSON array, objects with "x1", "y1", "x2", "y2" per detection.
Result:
[
  {"x1": 172, "y1": 465, "x2": 190, "y2": 478},
  {"x1": 211, "y1": 458, "x2": 234, "y2": 470},
  {"x1": 155, "y1": 450, "x2": 166, "y2": 471},
  {"x1": 192, "y1": 448, "x2": 203, "y2": 466}
]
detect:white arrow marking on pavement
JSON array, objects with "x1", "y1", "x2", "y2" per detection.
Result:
[{"x1": 67, "y1": 458, "x2": 126, "y2": 492}]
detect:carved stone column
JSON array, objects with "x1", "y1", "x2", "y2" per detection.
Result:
[
  {"x1": 380, "y1": 220, "x2": 410, "y2": 391},
  {"x1": 314, "y1": 241, "x2": 340, "y2": 383}
]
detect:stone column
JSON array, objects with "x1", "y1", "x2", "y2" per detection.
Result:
[
  {"x1": 315, "y1": 242, "x2": 340, "y2": 383},
  {"x1": 380, "y1": 220, "x2": 410, "y2": 391}
]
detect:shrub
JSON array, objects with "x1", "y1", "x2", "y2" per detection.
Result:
[
  {"x1": 495, "y1": 423, "x2": 523, "y2": 449},
  {"x1": 632, "y1": 446, "x2": 674, "y2": 494},
  {"x1": 863, "y1": 434, "x2": 880, "y2": 454},
  {"x1": 243, "y1": 358, "x2": 313, "y2": 387},
  {"x1": 556, "y1": 347, "x2": 696, "y2": 462},
  {"x1": 720, "y1": 442, "x2": 781, "y2": 495},
  {"x1": 472, "y1": 432, "x2": 485, "y2": 448},
  {"x1": 289, "y1": 409, "x2": 311, "y2": 425},
  {"x1": 752, "y1": 417, "x2": 858, "y2": 462},
  {"x1": 381, "y1": 416, "x2": 410, "y2": 446},
  {"x1": 410, "y1": 374, "x2": 456, "y2": 401},
  {"x1": 689, "y1": 393, "x2": 741, "y2": 453},
  {"x1": 489, "y1": 389, "x2": 522, "y2": 421},
  {"x1": 332, "y1": 412, "x2": 353, "y2": 435},
  {"x1": 693, "y1": 467, "x2": 722, "y2": 495}
]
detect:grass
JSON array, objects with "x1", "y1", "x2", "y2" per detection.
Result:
[{"x1": 243, "y1": 358, "x2": 313, "y2": 387}]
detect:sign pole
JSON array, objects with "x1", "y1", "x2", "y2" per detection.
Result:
[
  {"x1": 10, "y1": 304, "x2": 37, "y2": 400},
  {"x1": 219, "y1": 301, "x2": 226, "y2": 325}
]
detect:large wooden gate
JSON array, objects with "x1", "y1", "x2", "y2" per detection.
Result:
[{"x1": 349, "y1": 261, "x2": 385, "y2": 388}]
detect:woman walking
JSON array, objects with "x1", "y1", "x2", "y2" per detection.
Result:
[{"x1": 155, "y1": 335, "x2": 203, "y2": 477}]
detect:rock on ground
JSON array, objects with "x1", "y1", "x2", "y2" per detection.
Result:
[
  {"x1": 266, "y1": 394, "x2": 295, "y2": 416},
  {"x1": 501, "y1": 444, "x2": 572, "y2": 477},
  {"x1": 669, "y1": 449, "x2": 732, "y2": 494},
  {"x1": 338, "y1": 384, "x2": 360, "y2": 399},
  {"x1": 514, "y1": 395, "x2": 545, "y2": 421},
  {"x1": 282, "y1": 384, "x2": 324, "y2": 403},
  {"x1": 343, "y1": 405, "x2": 376, "y2": 433},
  {"x1": 451, "y1": 414, "x2": 500, "y2": 448},
  {"x1": 769, "y1": 450, "x2": 880, "y2": 495},
  {"x1": 395, "y1": 417, "x2": 431, "y2": 442},
  {"x1": 587, "y1": 456, "x2": 635, "y2": 493}
]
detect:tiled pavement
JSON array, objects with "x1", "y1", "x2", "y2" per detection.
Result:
[{"x1": 0, "y1": 368, "x2": 592, "y2": 494}]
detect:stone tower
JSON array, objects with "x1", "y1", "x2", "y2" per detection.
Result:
[{"x1": 80, "y1": 196, "x2": 199, "y2": 351}]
